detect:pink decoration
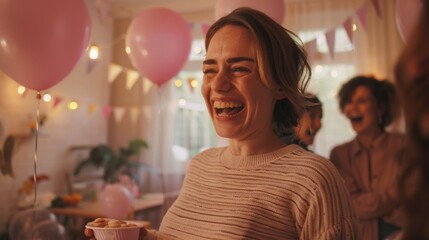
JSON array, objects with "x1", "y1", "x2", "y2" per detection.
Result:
[
  {"x1": 98, "y1": 184, "x2": 133, "y2": 219},
  {"x1": 342, "y1": 17, "x2": 354, "y2": 44},
  {"x1": 370, "y1": 0, "x2": 382, "y2": 18},
  {"x1": 52, "y1": 97, "x2": 63, "y2": 109},
  {"x1": 0, "y1": 0, "x2": 91, "y2": 91},
  {"x1": 304, "y1": 39, "x2": 317, "y2": 63},
  {"x1": 325, "y1": 28, "x2": 336, "y2": 59},
  {"x1": 395, "y1": 0, "x2": 423, "y2": 43},
  {"x1": 356, "y1": 4, "x2": 368, "y2": 31},
  {"x1": 125, "y1": 8, "x2": 192, "y2": 87},
  {"x1": 201, "y1": 23, "x2": 212, "y2": 36},
  {"x1": 215, "y1": 0, "x2": 285, "y2": 24},
  {"x1": 102, "y1": 106, "x2": 112, "y2": 120}
]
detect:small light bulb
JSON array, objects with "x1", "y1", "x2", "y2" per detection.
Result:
[
  {"x1": 178, "y1": 98, "x2": 186, "y2": 106},
  {"x1": 42, "y1": 93, "x2": 52, "y2": 102},
  {"x1": 352, "y1": 24, "x2": 357, "y2": 32},
  {"x1": 125, "y1": 46, "x2": 131, "y2": 54},
  {"x1": 89, "y1": 44, "x2": 99, "y2": 60},
  {"x1": 17, "y1": 86, "x2": 26, "y2": 95},
  {"x1": 68, "y1": 101, "x2": 78, "y2": 110},
  {"x1": 175, "y1": 79, "x2": 183, "y2": 87},
  {"x1": 190, "y1": 79, "x2": 198, "y2": 88}
]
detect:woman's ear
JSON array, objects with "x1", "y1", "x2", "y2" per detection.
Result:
[{"x1": 274, "y1": 87, "x2": 288, "y2": 100}]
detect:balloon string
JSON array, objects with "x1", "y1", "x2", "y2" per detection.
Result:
[
  {"x1": 32, "y1": 91, "x2": 41, "y2": 240},
  {"x1": 157, "y1": 85, "x2": 166, "y2": 195},
  {"x1": 33, "y1": 92, "x2": 41, "y2": 207}
]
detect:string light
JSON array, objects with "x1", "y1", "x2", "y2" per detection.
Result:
[
  {"x1": 178, "y1": 98, "x2": 187, "y2": 107},
  {"x1": 193, "y1": 46, "x2": 202, "y2": 54},
  {"x1": 17, "y1": 86, "x2": 26, "y2": 95},
  {"x1": 315, "y1": 65, "x2": 323, "y2": 73},
  {"x1": 88, "y1": 44, "x2": 99, "y2": 60},
  {"x1": 125, "y1": 46, "x2": 131, "y2": 54},
  {"x1": 175, "y1": 79, "x2": 183, "y2": 87},
  {"x1": 330, "y1": 70, "x2": 338, "y2": 78},
  {"x1": 190, "y1": 79, "x2": 198, "y2": 88},
  {"x1": 352, "y1": 24, "x2": 357, "y2": 32},
  {"x1": 42, "y1": 93, "x2": 52, "y2": 102},
  {"x1": 67, "y1": 101, "x2": 79, "y2": 110}
]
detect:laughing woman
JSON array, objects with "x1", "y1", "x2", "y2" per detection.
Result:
[
  {"x1": 151, "y1": 7, "x2": 359, "y2": 240},
  {"x1": 86, "y1": 7, "x2": 360, "y2": 240},
  {"x1": 330, "y1": 75, "x2": 405, "y2": 240}
]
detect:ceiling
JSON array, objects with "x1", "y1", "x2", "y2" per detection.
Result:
[
  {"x1": 108, "y1": 0, "x2": 217, "y2": 21},
  {"x1": 107, "y1": 0, "x2": 320, "y2": 22}
]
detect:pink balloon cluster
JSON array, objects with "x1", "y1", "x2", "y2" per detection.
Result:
[
  {"x1": 0, "y1": 0, "x2": 91, "y2": 91},
  {"x1": 98, "y1": 184, "x2": 134, "y2": 219},
  {"x1": 126, "y1": 8, "x2": 193, "y2": 87},
  {"x1": 215, "y1": 0, "x2": 285, "y2": 24}
]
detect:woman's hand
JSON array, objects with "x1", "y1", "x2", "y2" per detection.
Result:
[{"x1": 84, "y1": 227, "x2": 147, "y2": 240}]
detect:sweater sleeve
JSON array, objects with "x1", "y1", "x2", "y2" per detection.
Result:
[{"x1": 299, "y1": 157, "x2": 361, "y2": 240}]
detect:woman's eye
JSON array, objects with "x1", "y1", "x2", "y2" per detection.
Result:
[
  {"x1": 203, "y1": 68, "x2": 216, "y2": 74},
  {"x1": 232, "y1": 67, "x2": 250, "y2": 73}
]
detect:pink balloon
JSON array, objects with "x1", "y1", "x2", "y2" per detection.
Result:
[
  {"x1": 215, "y1": 0, "x2": 285, "y2": 24},
  {"x1": 395, "y1": 0, "x2": 423, "y2": 43},
  {"x1": 126, "y1": 8, "x2": 192, "y2": 86},
  {"x1": 98, "y1": 184, "x2": 134, "y2": 219},
  {"x1": 0, "y1": 0, "x2": 91, "y2": 91}
]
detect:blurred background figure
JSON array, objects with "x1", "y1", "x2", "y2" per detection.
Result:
[
  {"x1": 330, "y1": 75, "x2": 405, "y2": 240},
  {"x1": 281, "y1": 93, "x2": 323, "y2": 151},
  {"x1": 395, "y1": 0, "x2": 429, "y2": 239}
]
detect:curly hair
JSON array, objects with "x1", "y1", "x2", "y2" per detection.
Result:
[{"x1": 337, "y1": 75, "x2": 400, "y2": 130}]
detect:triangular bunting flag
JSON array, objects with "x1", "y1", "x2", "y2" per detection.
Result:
[
  {"x1": 95, "y1": 0, "x2": 110, "y2": 24},
  {"x1": 126, "y1": 70, "x2": 140, "y2": 90},
  {"x1": 356, "y1": 4, "x2": 368, "y2": 31},
  {"x1": 113, "y1": 107, "x2": 126, "y2": 123},
  {"x1": 102, "y1": 105, "x2": 112, "y2": 120},
  {"x1": 130, "y1": 107, "x2": 141, "y2": 124},
  {"x1": 370, "y1": 0, "x2": 382, "y2": 18},
  {"x1": 304, "y1": 39, "x2": 317, "y2": 63},
  {"x1": 87, "y1": 58, "x2": 99, "y2": 74},
  {"x1": 142, "y1": 77, "x2": 153, "y2": 95},
  {"x1": 52, "y1": 96, "x2": 62, "y2": 109},
  {"x1": 201, "y1": 23, "x2": 211, "y2": 36},
  {"x1": 325, "y1": 28, "x2": 336, "y2": 59},
  {"x1": 343, "y1": 17, "x2": 353, "y2": 44},
  {"x1": 108, "y1": 64, "x2": 123, "y2": 83},
  {"x1": 88, "y1": 104, "x2": 97, "y2": 115}
]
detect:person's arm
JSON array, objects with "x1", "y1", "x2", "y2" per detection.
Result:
[
  {"x1": 330, "y1": 149, "x2": 396, "y2": 220},
  {"x1": 299, "y1": 158, "x2": 360, "y2": 240}
]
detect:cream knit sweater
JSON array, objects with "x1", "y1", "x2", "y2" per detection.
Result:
[{"x1": 146, "y1": 144, "x2": 360, "y2": 240}]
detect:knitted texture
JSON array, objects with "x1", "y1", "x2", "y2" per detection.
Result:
[{"x1": 147, "y1": 144, "x2": 360, "y2": 240}]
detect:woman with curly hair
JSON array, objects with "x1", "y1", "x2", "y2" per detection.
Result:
[{"x1": 330, "y1": 75, "x2": 405, "y2": 240}]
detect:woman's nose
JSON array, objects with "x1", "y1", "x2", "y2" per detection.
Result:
[{"x1": 212, "y1": 71, "x2": 231, "y2": 92}]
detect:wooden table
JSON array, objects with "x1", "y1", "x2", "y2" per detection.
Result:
[{"x1": 50, "y1": 192, "x2": 164, "y2": 220}]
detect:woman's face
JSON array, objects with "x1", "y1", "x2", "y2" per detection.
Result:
[
  {"x1": 201, "y1": 25, "x2": 278, "y2": 140},
  {"x1": 343, "y1": 85, "x2": 381, "y2": 135},
  {"x1": 294, "y1": 107, "x2": 322, "y2": 145}
]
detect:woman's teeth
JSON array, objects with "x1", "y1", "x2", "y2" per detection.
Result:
[{"x1": 213, "y1": 101, "x2": 244, "y2": 116}]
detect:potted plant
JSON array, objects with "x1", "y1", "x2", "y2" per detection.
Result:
[{"x1": 73, "y1": 139, "x2": 149, "y2": 183}]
